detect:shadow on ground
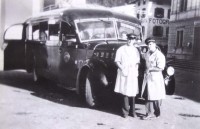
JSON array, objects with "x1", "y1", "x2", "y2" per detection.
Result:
[
  {"x1": 0, "y1": 70, "x2": 145, "y2": 117},
  {"x1": 174, "y1": 69, "x2": 200, "y2": 103},
  {"x1": 179, "y1": 113, "x2": 200, "y2": 118}
]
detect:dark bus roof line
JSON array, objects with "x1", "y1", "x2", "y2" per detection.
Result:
[{"x1": 25, "y1": 8, "x2": 141, "y2": 25}]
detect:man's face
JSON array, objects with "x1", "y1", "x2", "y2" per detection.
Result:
[
  {"x1": 127, "y1": 39, "x2": 136, "y2": 46},
  {"x1": 147, "y1": 42, "x2": 156, "y2": 52}
]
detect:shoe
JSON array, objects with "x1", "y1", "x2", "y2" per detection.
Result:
[
  {"x1": 129, "y1": 113, "x2": 137, "y2": 118},
  {"x1": 142, "y1": 115, "x2": 155, "y2": 120},
  {"x1": 155, "y1": 115, "x2": 160, "y2": 119},
  {"x1": 122, "y1": 114, "x2": 128, "y2": 118}
]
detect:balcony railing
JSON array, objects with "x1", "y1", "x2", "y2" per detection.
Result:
[
  {"x1": 170, "y1": 8, "x2": 200, "y2": 21},
  {"x1": 43, "y1": 5, "x2": 58, "y2": 11}
]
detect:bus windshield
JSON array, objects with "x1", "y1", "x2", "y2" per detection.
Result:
[
  {"x1": 75, "y1": 18, "x2": 141, "y2": 42},
  {"x1": 117, "y1": 21, "x2": 141, "y2": 40},
  {"x1": 76, "y1": 19, "x2": 116, "y2": 42}
]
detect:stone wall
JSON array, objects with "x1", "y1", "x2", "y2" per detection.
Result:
[{"x1": 167, "y1": 19, "x2": 195, "y2": 59}]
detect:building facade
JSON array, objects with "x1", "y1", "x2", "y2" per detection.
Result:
[
  {"x1": 168, "y1": 0, "x2": 200, "y2": 60},
  {"x1": 86, "y1": 0, "x2": 135, "y2": 7},
  {"x1": 135, "y1": 0, "x2": 171, "y2": 50}
]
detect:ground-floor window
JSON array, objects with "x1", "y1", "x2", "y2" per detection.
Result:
[
  {"x1": 194, "y1": 26, "x2": 200, "y2": 59},
  {"x1": 176, "y1": 30, "x2": 183, "y2": 48},
  {"x1": 166, "y1": 27, "x2": 169, "y2": 38},
  {"x1": 153, "y1": 26, "x2": 163, "y2": 37},
  {"x1": 142, "y1": 26, "x2": 145, "y2": 36}
]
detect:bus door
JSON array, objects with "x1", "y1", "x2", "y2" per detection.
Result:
[
  {"x1": 31, "y1": 19, "x2": 74, "y2": 83},
  {"x1": 57, "y1": 21, "x2": 87, "y2": 89},
  {"x1": 44, "y1": 20, "x2": 61, "y2": 81},
  {"x1": 33, "y1": 20, "x2": 63, "y2": 81},
  {"x1": 31, "y1": 21, "x2": 51, "y2": 78},
  {"x1": 3, "y1": 24, "x2": 26, "y2": 70}
]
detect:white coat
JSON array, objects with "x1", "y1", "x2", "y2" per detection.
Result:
[
  {"x1": 114, "y1": 45, "x2": 140, "y2": 97},
  {"x1": 141, "y1": 49, "x2": 166, "y2": 100}
]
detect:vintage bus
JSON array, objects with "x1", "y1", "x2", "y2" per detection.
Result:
[{"x1": 2, "y1": 7, "x2": 175, "y2": 107}]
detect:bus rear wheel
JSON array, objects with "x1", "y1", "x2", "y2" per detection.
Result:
[
  {"x1": 33, "y1": 66, "x2": 40, "y2": 82},
  {"x1": 33, "y1": 60, "x2": 44, "y2": 83}
]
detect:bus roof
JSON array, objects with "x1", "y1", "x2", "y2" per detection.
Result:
[{"x1": 26, "y1": 7, "x2": 141, "y2": 25}]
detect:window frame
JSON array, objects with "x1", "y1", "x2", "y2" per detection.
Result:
[
  {"x1": 154, "y1": 8, "x2": 164, "y2": 18},
  {"x1": 74, "y1": 18, "x2": 117, "y2": 43},
  {"x1": 153, "y1": 26, "x2": 163, "y2": 37},
  {"x1": 143, "y1": 0, "x2": 146, "y2": 5},
  {"x1": 166, "y1": 27, "x2": 169, "y2": 38},
  {"x1": 167, "y1": 9, "x2": 171, "y2": 19},
  {"x1": 176, "y1": 30, "x2": 184, "y2": 48},
  {"x1": 48, "y1": 21, "x2": 60, "y2": 41},
  {"x1": 31, "y1": 21, "x2": 49, "y2": 42},
  {"x1": 138, "y1": 1, "x2": 141, "y2": 6},
  {"x1": 179, "y1": 0, "x2": 187, "y2": 12},
  {"x1": 61, "y1": 21, "x2": 77, "y2": 41}
]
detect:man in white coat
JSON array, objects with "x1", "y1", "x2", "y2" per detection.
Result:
[
  {"x1": 141, "y1": 37, "x2": 166, "y2": 120},
  {"x1": 114, "y1": 33, "x2": 140, "y2": 118}
]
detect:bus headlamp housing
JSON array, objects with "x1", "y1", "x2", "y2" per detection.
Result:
[{"x1": 167, "y1": 66, "x2": 175, "y2": 76}]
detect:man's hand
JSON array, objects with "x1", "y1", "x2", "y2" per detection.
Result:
[{"x1": 149, "y1": 67, "x2": 162, "y2": 72}]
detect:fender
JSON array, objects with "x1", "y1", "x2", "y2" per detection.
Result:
[
  {"x1": 89, "y1": 59, "x2": 109, "y2": 87},
  {"x1": 76, "y1": 58, "x2": 110, "y2": 95}
]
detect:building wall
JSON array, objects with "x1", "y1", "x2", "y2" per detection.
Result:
[
  {"x1": 168, "y1": 0, "x2": 200, "y2": 60},
  {"x1": 112, "y1": 4, "x2": 137, "y2": 17},
  {"x1": 168, "y1": 19, "x2": 195, "y2": 59},
  {"x1": 4, "y1": 0, "x2": 33, "y2": 29},
  {"x1": 0, "y1": 0, "x2": 43, "y2": 70},
  {"x1": 136, "y1": 0, "x2": 171, "y2": 47},
  {"x1": 0, "y1": 0, "x2": 5, "y2": 45}
]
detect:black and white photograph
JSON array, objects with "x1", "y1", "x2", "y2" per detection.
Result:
[{"x1": 0, "y1": 0, "x2": 200, "y2": 129}]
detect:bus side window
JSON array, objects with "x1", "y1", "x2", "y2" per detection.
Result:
[
  {"x1": 49, "y1": 23, "x2": 59, "y2": 41},
  {"x1": 39, "y1": 22, "x2": 48, "y2": 41},
  {"x1": 26, "y1": 25, "x2": 32, "y2": 40},
  {"x1": 32, "y1": 24, "x2": 39, "y2": 41},
  {"x1": 61, "y1": 22, "x2": 76, "y2": 41},
  {"x1": 32, "y1": 22, "x2": 48, "y2": 42}
]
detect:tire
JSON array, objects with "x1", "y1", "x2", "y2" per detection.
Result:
[
  {"x1": 33, "y1": 60, "x2": 44, "y2": 83},
  {"x1": 165, "y1": 76, "x2": 175, "y2": 95},
  {"x1": 85, "y1": 73, "x2": 97, "y2": 108},
  {"x1": 33, "y1": 66, "x2": 39, "y2": 82}
]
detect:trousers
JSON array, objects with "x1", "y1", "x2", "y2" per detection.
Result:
[
  {"x1": 145, "y1": 100, "x2": 161, "y2": 117},
  {"x1": 121, "y1": 95, "x2": 135, "y2": 116}
]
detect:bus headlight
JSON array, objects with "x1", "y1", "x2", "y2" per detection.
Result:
[{"x1": 167, "y1": 66, "x2": 175, "y2": 76}]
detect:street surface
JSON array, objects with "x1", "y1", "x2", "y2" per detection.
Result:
[{"x1": 0, "y1": 69, "x2": 200, "y2": 129}]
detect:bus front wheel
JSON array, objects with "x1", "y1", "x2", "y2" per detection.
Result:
[{"x1": 85, "y1": 73, "x2": 97, "y2": 108}]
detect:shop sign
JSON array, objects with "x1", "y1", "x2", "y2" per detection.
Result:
[
  {"x1": 149, "y1": 18, "x2": 169, "y2": 24},
  {"x1": 141, "y1": 18, "x2": 169, "y2": 25}
]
